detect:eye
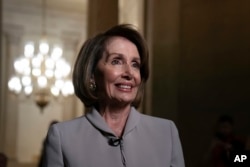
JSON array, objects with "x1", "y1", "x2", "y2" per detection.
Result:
[
  {"x1": 132, "y1": 61, "x2": 141, "y2": 69},
  {"x1": 111, "y1": 59, "x2": 122, "y2": 65}
]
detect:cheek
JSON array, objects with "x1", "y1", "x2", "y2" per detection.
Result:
[
  {"x1": 97, "y1": 69, "x2": 120, "y2": 88},
  {"x1": 104, "y1": 70, "x2": 120, "y2": 83}
]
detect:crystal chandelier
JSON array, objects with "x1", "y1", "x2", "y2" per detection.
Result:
[
  {"x1": 8, "y1": 40, "x2": 74, "y2": 109},
  {"x1": 7, "y1": 0, "x2": 74, "y2": 110}
]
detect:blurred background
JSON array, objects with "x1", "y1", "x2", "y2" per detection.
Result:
[{"x1": 0, "y1": 0, "x2": 249, "y2": 167}]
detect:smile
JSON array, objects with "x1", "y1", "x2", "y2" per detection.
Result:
[
  {"x1": 118, "y1": 85, "x2": 131, "y2": 89},
  {"x1": 116, "y1": 84, "x2": 132, "y2": 91}
]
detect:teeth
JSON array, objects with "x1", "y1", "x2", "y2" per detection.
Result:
[{"x1": 118, "y1": 85, "x2": 131, "y2": 89}]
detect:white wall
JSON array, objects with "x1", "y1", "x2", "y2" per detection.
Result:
[{"x1": 16, "y1": 98, "x2": 63, "y2": 163}]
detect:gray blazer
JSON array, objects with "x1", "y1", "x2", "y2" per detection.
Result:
[{"x1": 43, "y1": 107, "x2": 185, "y2": 167}]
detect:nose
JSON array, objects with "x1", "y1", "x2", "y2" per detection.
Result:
[{"x1": 121, "y1": 64, "x2": 133, "y2": 80}]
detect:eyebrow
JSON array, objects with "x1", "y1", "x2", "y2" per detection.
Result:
[
  {"x1": 105, "y1": 52, "x2": 141, "y2": 62},
  {"x1": 133, "y1": 57, "x2": 141, "y2": 63}
]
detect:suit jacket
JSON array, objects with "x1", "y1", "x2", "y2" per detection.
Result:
[{"x1": 43, "y1": 107, "x2": 185, "y2": 167}]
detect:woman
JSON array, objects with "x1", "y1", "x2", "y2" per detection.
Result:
[{"x1": 43, "y1": 24, "x2": 185, "y2": 167}]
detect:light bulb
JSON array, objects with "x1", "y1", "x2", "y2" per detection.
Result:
[
  {"x1": 24, "y1": 85, "x2": 33, "y2": 95},
  {"x1": 37, "y1": 76, "x2": 47, "y2": 88},
  {"x1": 24, "y1": 42, "x2": 34, "y2": 58},
  {"x1": 62, "y1": 63, "x2": 71, "y2": 77},
  {"x1": 23, "y1": 67, "x2": 31, "y2": 75},
  {"x1": 14, "y1": 58, "x2": 29, "y2": 74},
  {"x1": 32, "y1": 68, "x2": 41, "y2": 77},
  {"x1": 45, "y1": 69, "x2": 54, "y2": 78},
  {"x1": 32, "y1": 56, "x2": 42, "y2": 68},
  {"x1": 51, "y1": 86, "x2": 60, "y2": 96},
  {"x1": 39, "y1": 41, "x2": 49, "y2": 54},
  {"x1": 55, "y1": 79, "x2": 64, "y2": 89},
  {"x1": 55, "y1": 59, "x2": 71, "y2": 77},
  {"x1": 62, "y1": 80, "x2": 74, "y2": 96},
  {"x1": 21, "y1": 76, "x2": 31, "y2": 86},
  {"x1": 54, "y1": 69, "x2": 63, "y2": 79},
  {"x1": 14, "y1": 83, "x2": 22, "y2": 93},
  {"x1": 51, "y1": 46, "x2": 63, "y2": 60},
  {"x1": 8, "y1": 76, "x2": 21, "y2": 91}
]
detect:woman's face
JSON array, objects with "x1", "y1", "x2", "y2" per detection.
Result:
[{"x1": 95, "y1": 36, "x2": 141, "y2": 106}]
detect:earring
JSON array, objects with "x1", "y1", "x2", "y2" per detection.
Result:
[{"x1": 89, "y1": 82, "x2": 96, "y2": 91}]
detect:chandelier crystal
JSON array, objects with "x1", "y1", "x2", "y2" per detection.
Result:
[{"x1": 8, "y1": 40, "x2": 74, "y2": 109}]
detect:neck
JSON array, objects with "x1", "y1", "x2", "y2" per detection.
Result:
[{"x1": 99, "y1": 104, "x2": 131, "y2": 137}]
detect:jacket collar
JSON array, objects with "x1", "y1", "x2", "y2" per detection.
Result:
[{"x1": 86, "y1": 107, "x2": 141, "y2": 138}]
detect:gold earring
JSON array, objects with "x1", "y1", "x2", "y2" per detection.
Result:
[{"x1": 89, "y1": 82, "x2": 96, "y2": 91}]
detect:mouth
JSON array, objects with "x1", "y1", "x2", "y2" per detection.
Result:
[{"x1": 115, "y1": 84, "x2": 133, "y2": 92}]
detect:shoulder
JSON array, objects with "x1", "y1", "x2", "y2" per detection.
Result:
[
  {"x1": 138, "y1": 113, "x2": 179, "y2": 136},
  {"x1": 140, "y1": 113, "x2": 174, "y2": 127},
  {"x1": 50, "y1": 116, "x2": 90, "y2": 135},
  {"x1": 135, "y1": 113, "x2": 183, "y2": 152}
]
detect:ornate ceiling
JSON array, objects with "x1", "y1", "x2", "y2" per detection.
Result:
[{"x1": 2, "y1": 0, "x2": 88, "y2": 48}]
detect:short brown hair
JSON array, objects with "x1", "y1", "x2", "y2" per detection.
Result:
[{"x1": 73, "y1": 24, "x2": 149, "y2": 109}]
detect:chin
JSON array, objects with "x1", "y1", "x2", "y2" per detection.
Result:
[{"x1": 114, "y1": 97, "x2": 135, "y2": 106}]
